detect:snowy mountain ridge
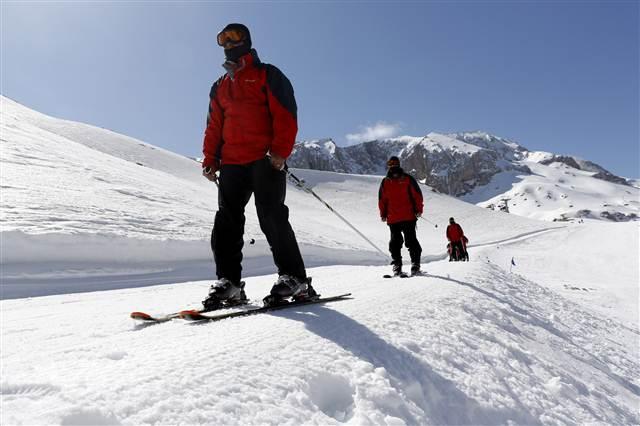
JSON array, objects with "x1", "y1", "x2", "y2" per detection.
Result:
[{"x1": 288, "y1": 132, "x2": 639, "y2": 222}]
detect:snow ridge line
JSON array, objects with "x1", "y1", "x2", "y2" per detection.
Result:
[
  {"x1": 422, "y1": 226, "x2": 563, "y2": 263},
  {"x1": 467, "y1": 226, "x2": 564, "y2": 249}
]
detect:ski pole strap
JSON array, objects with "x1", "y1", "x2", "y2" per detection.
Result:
[{"x1": 286, "y1": 169, "x2": 389, "y2": 260}]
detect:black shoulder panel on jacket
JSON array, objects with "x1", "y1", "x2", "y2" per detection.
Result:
[
  {"x1": 407, "y1": 175, "x2": 423, "y2": 196},
  {"x1": 209, "y1": 76, "x2": 224, "y2": 99},
  {"x1": 206, "y1": 77, "x2": 224, "y2": 126},
  {"x1": 378, "y1": 178, "x2": 387, "y2": 201},
  {"x1": 264, "y1": 64, "x2": 297, "y2": 119}
]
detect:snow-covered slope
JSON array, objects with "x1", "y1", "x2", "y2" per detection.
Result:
[
  {"x1": 1, "y1": 97, "x2": 638, "y2": 425},
  {"x1": 0, "y1": 96, "x2": 210, "y2": 240},
  {"x1": 1, "y1": 96, "x2": 551, "y2": 298},
  {"x1": 2, "y1": 97, "x2": 201, "y2": 182},
  {"x1": 464, "y1": 160, "x2": 639, "y2": 222}
]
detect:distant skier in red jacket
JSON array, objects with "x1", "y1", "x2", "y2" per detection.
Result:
[
  {"x1": 446, "y1": 217, "x2": 468, "y2": 261},
  {"x1": 378, "y1": 156, "x2": 424, "y2": 276},
  {"x1": 200, "y1": 23, "x2": 315, "y2": 309}
]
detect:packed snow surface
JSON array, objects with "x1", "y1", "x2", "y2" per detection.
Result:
[
  {"x1": 2, "y1": 261, "x2": 638, "y2": 425},
  {"x1": 1, "y1": 96, "x2": 638, "y2": 425}
]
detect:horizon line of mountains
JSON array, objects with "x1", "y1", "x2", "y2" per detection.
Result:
[{"x1": 287, "y1": 131, "x2": 633, "y2": 197}]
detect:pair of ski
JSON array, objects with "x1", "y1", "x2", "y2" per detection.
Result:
[
  {"x1": 130, "y1": 293, "x2": 352, "y2": 324},
  {"x1": 382, "y1": 271, "x2": 426, "y2": 279}
]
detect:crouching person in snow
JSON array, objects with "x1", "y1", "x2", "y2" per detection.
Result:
[
  {"x1": 378, "y1": 156, "x2": 424, "y2": 276},
  {"x1": 446, "y1": 217, "x2": 468, "y2": 261},
  {"x1": 200, "y1": 23, "x2": 317, "y2": 310}
]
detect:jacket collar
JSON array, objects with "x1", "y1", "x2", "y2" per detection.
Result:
[
  {"x1": 222, "y1": 49, "x2": 260, "y2": 80},
  {"x1": 386, "y1": 167, "x2": 405, "y2": 179}
]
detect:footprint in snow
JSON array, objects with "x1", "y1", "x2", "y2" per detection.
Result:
[
  {"x1": 104, "y1": 351, "x2": 128, "y2": 360},
  {"x1": 306, "y1": 372, "x2": 355, "y2": 422}
]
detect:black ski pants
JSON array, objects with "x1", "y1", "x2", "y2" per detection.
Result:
[
  {"x1": 211, "y1": 158, "x2": 306, "y2": 283},
  {"x1": 449, "y1": 240, "x2": 467, "y2": 261},
  {"x1": 388, "y1": 220, "x2": 422, "y2": 266}
]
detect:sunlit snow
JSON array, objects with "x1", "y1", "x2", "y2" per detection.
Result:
[{"x1": 1, "y1": 96, "x2": 638, "y2": 425}]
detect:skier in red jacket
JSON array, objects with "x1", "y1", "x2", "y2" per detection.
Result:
[
  {"x1": 378, "y1": 156, "x2": 424, "y2": 276},
  {"x1": 446, "y1": 217, "x2": 468, "y2": 261},
  {"x1": 200, "y1": 23, "x2": 316, "y2": 309}
]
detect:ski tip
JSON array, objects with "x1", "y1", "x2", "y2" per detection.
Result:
[
  {"x1": 130, "y1": 312, "x2": 153, "y2": 320},
  {"x1": 179, "y1": 310, "x2": 205, "y2": 320}
]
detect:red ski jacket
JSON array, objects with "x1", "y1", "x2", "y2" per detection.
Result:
[
  {"x1": 202, "y1": 50, "x2": 298, "y2": 168},
  {"x1": 378, "y1": 171, "x2": 424, "y2": 225},
  {"x1": 446, "y1": 223, "x2": 465, "y2": 241}
]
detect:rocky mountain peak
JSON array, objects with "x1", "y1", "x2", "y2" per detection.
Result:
[
  {"x1": 287, "y1": 131, "x2": 637, "y2": 222},
  {"x1": 289, "y1": 131, "x2": 531, "y2": 196}
]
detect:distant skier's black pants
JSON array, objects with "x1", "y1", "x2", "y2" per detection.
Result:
[
  {"x1": 388, "y1": 220, "x2": 421, "y2": 265},
  {"x1": 449, "y1": 240, "x2": 466, "y2": 261},
  {"x1": 211, "y1": 158, "x2": 306, "y2": 283}
]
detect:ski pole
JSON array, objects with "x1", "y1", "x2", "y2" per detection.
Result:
[
  {"x1": 286, "y1": 169, "x2": 389, "y2": 260},
  {"x1": 418, "y1": 215, "x2": 438, "y2": 228}
]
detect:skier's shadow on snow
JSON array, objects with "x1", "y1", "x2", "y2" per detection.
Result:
[
  {"x1": 276, "y1": 305, "x2": 539, "y2": 425},
  {"x1": 429, "y1": 273, "x2": 640, "y2": 398}
]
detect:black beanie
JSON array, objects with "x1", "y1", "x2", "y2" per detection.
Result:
[{"x1": 387, "y1": 156, "x2": 401, "y2": 167}]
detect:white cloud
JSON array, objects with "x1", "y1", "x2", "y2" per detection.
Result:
[{"x1": 345, "y1": 122, "x2": 402, "y2": 144}]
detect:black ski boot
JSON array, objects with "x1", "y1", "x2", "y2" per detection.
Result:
[
  {"x1": 411, "y1": 262, "x2": 422, "y2": 276},
  {"x1": 202, "y1": 279, "x2": 248, "y2": 311},
  {"x1": 293, "y1": 279, "x2": 319, "y2": 303},
  {"x1": 392, "y1": 262, "x2": 403, "y2": 277},
  {"x1": 263, "y1": 276, "x2": 318, "y2": 307}
]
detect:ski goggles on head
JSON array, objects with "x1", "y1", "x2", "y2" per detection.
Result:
[
  {"x1": 217, "y1": 29, "x2": 246, "y2": 46},
  {"x1": 387, "y1": 159, "x2": 400, "y2": 168}
]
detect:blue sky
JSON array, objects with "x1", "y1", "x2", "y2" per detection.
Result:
[{"x1": 2, "y1": 1, "x2": 638, "y2": 177}]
